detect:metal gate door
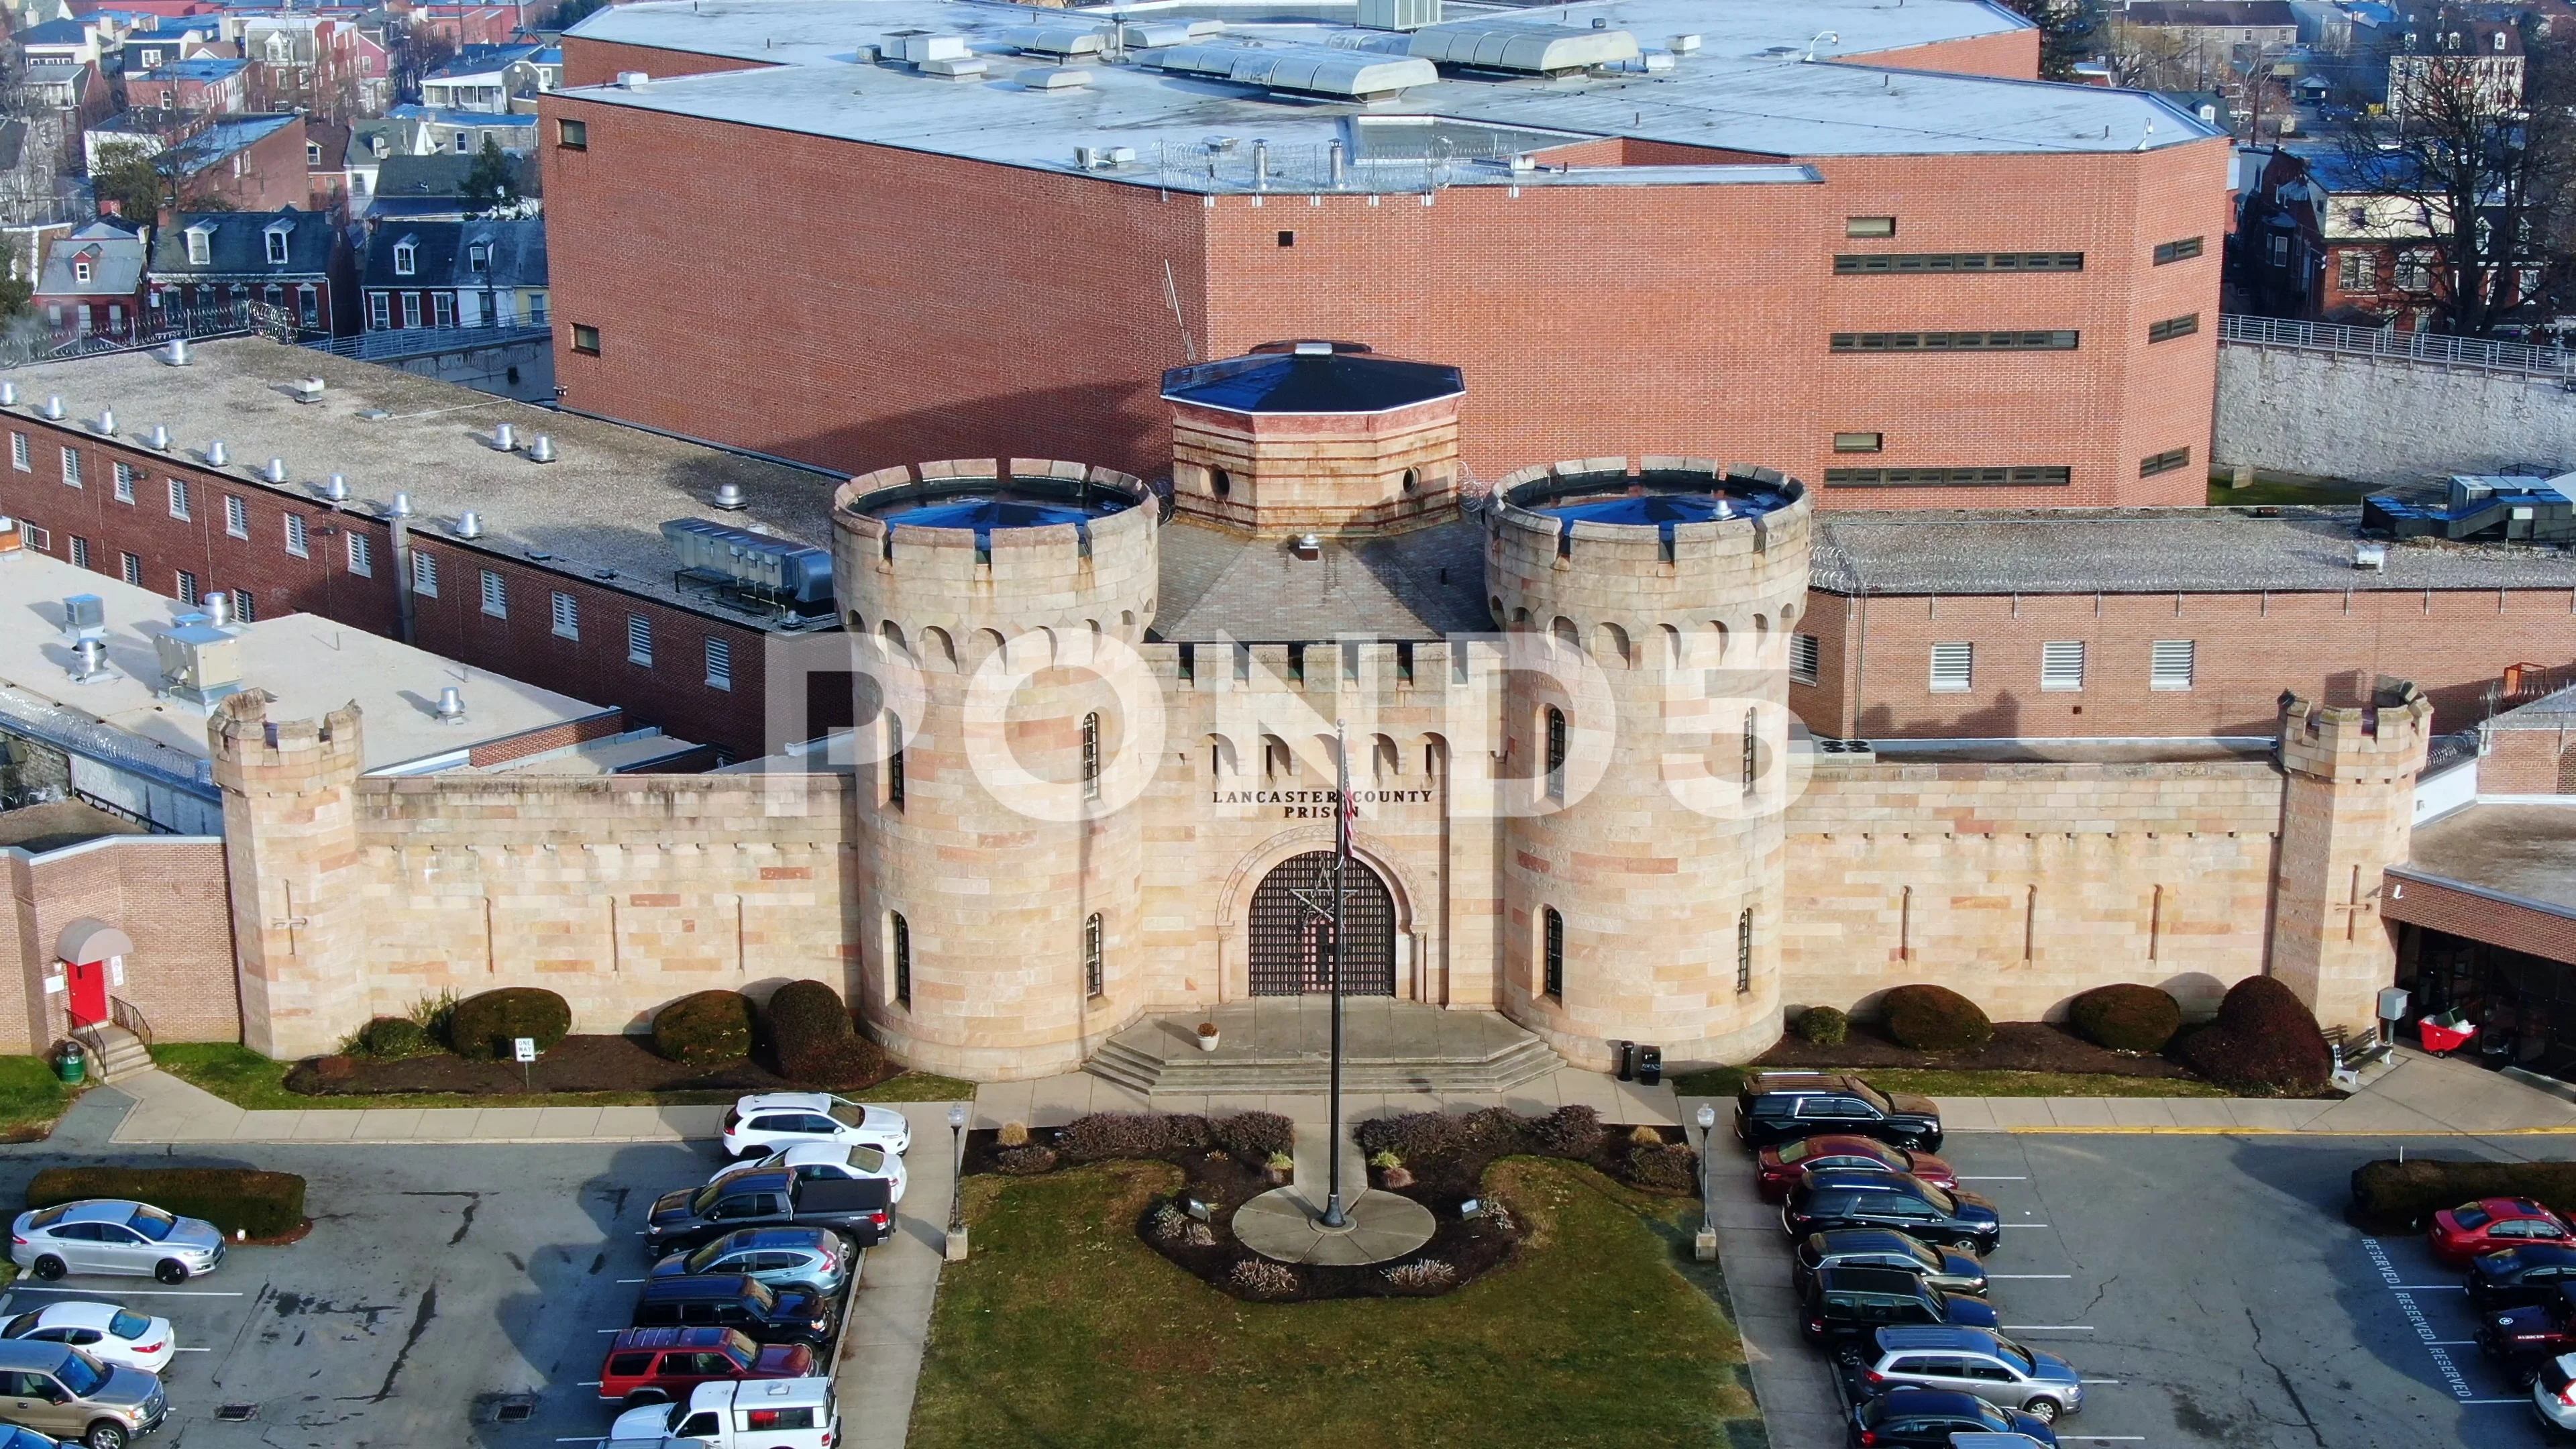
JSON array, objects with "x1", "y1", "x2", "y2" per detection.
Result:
[{"x1": 1246, "y1": 850, "x2": 1396, "y2": 996}]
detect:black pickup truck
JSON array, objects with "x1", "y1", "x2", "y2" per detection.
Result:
[{"x1": 645, "y1": 1169, "x2": 893, "y2": 1254}]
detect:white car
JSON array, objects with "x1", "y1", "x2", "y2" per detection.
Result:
[
  {"x1": 0, "y1": 1301, "x2": 176, "y2": 1375},
  {"x1": 608, "y1": 1377, "x2": 838, "y2": 1449},
  {"x1": 2536, "y1": 1352, "x2": 2576, "y2": 1437},
  {"x1": 710, "y1": 1142, "x2": 908, "y2": 1205},
  {"x1": 720, "y1": 1093, "x2": 910, "y2": 1160}
]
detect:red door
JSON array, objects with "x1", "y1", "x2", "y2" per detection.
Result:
[{"x1": 64, "y1": 959, "x2": 106, "y2": 1029}]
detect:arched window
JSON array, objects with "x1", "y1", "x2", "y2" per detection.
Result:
[
  {"x1": 1081, "y1": 712, "x2": 1102, "y2": 800},
  {"x1": 1542, "y1": 907, "x2": 1564, "y2": 1001},
  {"x1": 1083, "y1": 914, "x2": 1104, "y2": 998},
  {"x1": 891, "y1": 912, "x2": 912, "y2": 1008},
  {"x1": 884, "y1": 711, "x2": 906, "y2": 808},
  {"x1": 1737, "y1": 908, "x2": 1754, "y2": 995},
  {"x1": 1545, "y1": 706, "x2": 1568, "y2": 801}
]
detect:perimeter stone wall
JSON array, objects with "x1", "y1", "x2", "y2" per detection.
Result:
[{"x1": 2214, "y1": 341, "x2": 2576, "y2": 486}]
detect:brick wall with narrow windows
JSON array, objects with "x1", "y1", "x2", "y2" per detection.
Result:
[
  {"x1": 0, "y1": 419, "x2": 779, "y2": 760},
  {"x1": 540, "y1": 84, "x2": 2229, "y2": 508},
  {"x1": 1790, "y1": 587, "x2": 2576, "y2": 740}
]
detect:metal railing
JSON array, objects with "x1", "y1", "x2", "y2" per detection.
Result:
[
  {"x1": 301, "y1": 323, "x2": 551, "y2": 362},
  {"x1": 2220, "y1": 313, "x2": 2576, "y2": 379}
]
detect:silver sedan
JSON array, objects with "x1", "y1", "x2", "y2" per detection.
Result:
[{"x1": 7, "y1": 1202, "x2": 226, "y2": 1284}]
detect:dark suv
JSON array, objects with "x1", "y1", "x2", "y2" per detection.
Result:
[
  {"x1": 631, "y1": 1275, "x2": 837, "y2": 1348},
  {"x1": 1786, "y1": 1173, "x2": 2002, "y2": 1256},
  {"x1": 1800, "y1": 1266, "x2": 1999, "y2": 1356},
  {"x1": 1736, "y1": 1071, "x2": 1943, "y2": 1153},
  {"x1": 2477, "y1": 1280, "x2": 2576, "y2": 1380},
  {"x1": 2467, "y1": 1244, "x2": 2576, "y2": 1311},
  {"x1": 1794, "y1": 1228, "x2": 1990, "y2": 1298}
]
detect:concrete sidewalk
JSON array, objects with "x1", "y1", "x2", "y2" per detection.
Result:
[
  {"x1": 102, "y1": 1068, "x2": 734, "y2": 1144},
  {"x1": 837, "y1": 1102, "x2": 957, "y2": 1449},
  {"x1": 1935, "y1": 1046, "x2": 2576, "y2": 1135}
]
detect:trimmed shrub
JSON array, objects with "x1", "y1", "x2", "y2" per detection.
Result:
[
  {"x1": 997, "y1": 1121, "x2": 1032, "y2": 1148},
  {"x1": 1795, "y1": 1006, "x2": 1850, "y2": 1047},
  {"x1": 1383, "y1": 1259, "x2": 1457, "y2": 1291},
  {"x1": 1228, "y1": 1258, "x2": 1299, "y2": 1300},
  {"x1": 1057, "y1": 1112, "x2": 1211, "y2": 1163},
  {"x1": 28, "y1": 1167, "x2": 306, "y2": 1241},
  {"x1": 1882, "y1": 984, "x2": 1995, "y2": 1053},
  {"x1": 447, "y1": 987, "x2": 572, "y2": 1062},
  {"x1": 1624, "y1": 1142, "x2": 1699, "y2": 1194},
  {"x1": 994, "y1": 1145, "x2": 1059, "y2": 1176},
  {"x1": 1353, "y1": 1108, "x2": 1530, "y2": 1163},
  {"x1": 651, "y1": 990, "x2": 754, "y2": 1066},
  {"x1": 1211, "y1": 1111, "x2": 1295, "y2": 1163},
  {"x1": 761, "y1": 979, "x2": 885, "y2": 1088},
  {"x1": 358, "y1": 1017, "x2": 436, "y2": 1059},
  {"x1": 2067, "y1": 983, "x2": 2183, "y2": 1054},
  {"x1": 2174, "y1": 976, "x2": 2332, "y2": 1095},
  {"x1": 1529, "y1": 1105, "x2": 1606, "y2": 1159},
  {"x1": 2352, "y1": 1159, "x2": 2576, "y2": 1229}
]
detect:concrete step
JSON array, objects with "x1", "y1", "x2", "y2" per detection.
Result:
[
  {"x1": 78, "y1": 1024, "x2": 154, "y2": 1084},
  {"x1": 1085, "y1": 1025, "x2": 1563, "y2": 1097}
]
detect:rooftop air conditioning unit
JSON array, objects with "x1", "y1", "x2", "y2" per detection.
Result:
[
  {"x1": 2354, "y1": 541, "x2": 2388, "y2": 570},
  {"x1": 58, "y1": 594, "x2": 104, "y2": 640},
  {"x1": 890, "y1": 32, "x2": 967, "y2": 63},
  {"x1": 155, "y1": 623, "x2": 244, "y2": 706},
  {"x1": 293, "y1": 377, "x2": 325, "y2": 404},
  {"x1": 1356, "y1": 0, "x2": 1439, "y2": 32},
  {"x1": 615, "y1": 70, "x2": 649, "y2": 88}
]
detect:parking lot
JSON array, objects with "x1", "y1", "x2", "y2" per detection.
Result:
[
  {"x1": 0, "y1": 1136, "x2": 877, "y2": 1448},
  {"x1": 1733, "y1": 1130, "x2": 2569, "y2": 1449}
]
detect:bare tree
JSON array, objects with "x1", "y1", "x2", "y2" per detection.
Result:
[{"x1": 2341, "y1": 40, "x2": 2576, "y2": 335}]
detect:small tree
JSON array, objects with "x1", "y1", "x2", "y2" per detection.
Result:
[
  {"x1": 89, "y1": 141, "x2": 170, "y2": 221},
  {"x1": 1998, "y1": 0, "x2": 2102, "y2": 82},
  {"x1": 0, "y1": 238, "x2": 31, "y2": 321},
  {"x1": 460, "y1": 136, "x2": 518, "y2": 215}
]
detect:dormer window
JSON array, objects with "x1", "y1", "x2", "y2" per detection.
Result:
[
  {"x1": 392, "y1": 237, "x2": 416, "y2": 276},
  {"x1": 306, "y1": 141, "x2": 321, "y2": 164},
  {"x1": 264, "y1": 221, "x2": 291, "y2": 265},
  {"x1": 468, "y1": 241, "x2": 489, "y2": 273},
  {"x1": 72, "y1": 260, "x2": 89, "y2": 284},
  {"x1": 2496, "y1": 29, "x2": 2510, "y2": 50},
  {"x1": 184, "y1": 223, "x2": 212, "y2": 266}
]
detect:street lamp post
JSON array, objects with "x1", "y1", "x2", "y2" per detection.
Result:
[
  {"x1": 1693, "y1": 1104, "x2": 1719, "y2": 1262},
  {"x1": 945, "y1": 1103, "x2": 969, "y2": 1262}
]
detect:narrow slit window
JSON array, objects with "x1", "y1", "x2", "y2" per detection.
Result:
[{"x1": 1542, "y1": 907, "x2": 1564, "y2": 1001}]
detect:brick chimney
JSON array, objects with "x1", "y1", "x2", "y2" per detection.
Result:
[{"x1": 97, "y1": 197, "x2": 119, "y2": 217}]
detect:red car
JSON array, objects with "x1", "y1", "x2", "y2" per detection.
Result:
[
  {"x1": 1754, "y1": 1135, "x2": 1960, "y2": 1203},
  {"x1": 2430, "y1": 1197, "x2": 2574, "y2": 1268},
  {"x1": 598, "y1": 1326, "x2": 814, "y2": 1406}
]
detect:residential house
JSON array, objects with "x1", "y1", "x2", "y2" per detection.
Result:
[
  {"x1": 62, "y1": 0, "x2": 221, "y2": 22},
  {"x1": 237, "y1": 15, "x2": 364, "y2": 118},
  {"x1": 363, "y1": 148, "x2": 537, "y2": 221},
  {"x1": 0, "y1": 117, "x2": 78, "y2": 226},
  {"x1": 116, "y1": 21, "x2": 218, "y2": 73},
  {"x1": 345, "y1": 114, "x2": 425, "y2": 203},
  {"x1": 2237, "y1": 145, "x2": 2544, "y2": 329},
  {"x1": 384, "y1": 103, "x2": 535, "y2": 156},
  {"x1": 362, "y1": 216, "x2": 543, "y2": 329},
  {"x1": 32, "y1": 217, "x2": 146, "y2": 340},
  {"x1": 348, "y1": 25, "x2": 391, "y2": 113},
  {"x1": 122, "y1": 55, "x2": 248, "y2": 112},
  {"x1": 2386, "y1": 16, "x2": 2523, "y2": 120},
  {"x1": 11, "y1": 17, "x2": 114, "y2": 67},
  {"x1": 390, "y1": 3, "x2": 515, "y2": 52},
  {"x1": 417, "y1": 40, "x2": 549, "y2": 111},
  {"x1": 146, "y1": 207, "x2": 348, "y2": 333},
  {"x1": 305, "y1": 119, "x2": 352, "y2": 215},
  {"x1": 82, "y1": 105, "x2": 205, "y2": 172},
  {"x1": 160, "y1": 112, "x2": 311, "y2": 213}
]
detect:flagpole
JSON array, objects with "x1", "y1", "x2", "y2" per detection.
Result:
[{"x1": 1322, "y1": 716, "x2": 1351, "y2": 1229}]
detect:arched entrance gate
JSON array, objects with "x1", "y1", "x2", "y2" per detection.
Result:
[{"x1": 1246, "y1": 851, "x2": 1396, "y2": 997}]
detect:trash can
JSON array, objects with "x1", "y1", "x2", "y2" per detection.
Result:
[
  {"x1": 1634, "y1": 1044, "x2": 1663, "y2": 1087},
  {"x1": 1613, "y1": 1040, "x2": 1635, "y2": 1081},
  {"x1": 54, "y1": 1042, "x2": 84, "y2": 1086}
]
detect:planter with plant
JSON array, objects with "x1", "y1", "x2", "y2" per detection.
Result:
[{"x1": 1195, "y1": 1022, "x2": 1220, "y2": 1052}]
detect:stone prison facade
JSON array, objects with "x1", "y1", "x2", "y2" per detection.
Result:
[{"x1": 193, "y1": 391, "x2": 2433, "y2": 1077}]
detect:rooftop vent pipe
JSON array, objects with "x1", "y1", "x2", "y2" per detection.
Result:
[
  {"x1": 494, "y1": 421, "x2": 516, "y2": 451},
  {"x1": 293, "y1": 377, "x2": 325, "y2": 404},
  {"x1": 66, "y1": 637, "x2": 107, "y2": 682},
  {"x1": 203, "y1": 590, "x2": 232, "y2": 627},
  {"x1": 528, "y1": 435, "x2": 556, "y2": 464},
  {"x1": 0, "y1": 383, "x2": 17, "y2": 406},
  {"x1": 435, "y1": 686, "x2": 468, "y2": 724},
  {"x1": 388, "y1": 492, "x2": 414, "y2": 519},
  {"x1": 2354, "y1": 541, "x2": 2387, "y2": 570},
  {"x1": 453, "y1": 510, "x2": 482, "y2": 538},
  {"x1": 262, "y1": 458, "x2": 288, "y2": 484},
  {"x1": 323, "y1": 473, "x2": 348, "y2": 503},
  {"x1": 163, "y1": 339, "x2": 191, "y2": 366},
  {"x1": 146, "y1": 424, "x2": 169, "y2": 450},
  {"x1": 205, "y1": 440, "x2": 227, "y2": 467},
  {"x1": 712, "y1": 482, "x2": 747, "y2": 511},
  {"x1": 95, "y1": 408, "x2": 115, "y2": 435},
  {"x1": 1293, "y1": 532, "x2": 1322, "y2": 560},
  {"x1": 40, "y1": 396, "x2": 62, "y2": 420}
]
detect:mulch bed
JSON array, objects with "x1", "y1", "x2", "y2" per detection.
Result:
[
  {"x1": 279, "y1": 1034, "x2": 901, "y2": 1097},
  {"x1": 963, "y1": 1116, "x2": 1689, "y2": 1303},
  {"x1": 1754, "y1": 1020, "x2": 2204, "y2": 1079}
]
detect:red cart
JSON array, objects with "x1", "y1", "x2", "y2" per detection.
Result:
[{"x1": 2419, "y1": 1016, "x2": 2477, "y2": 1056}]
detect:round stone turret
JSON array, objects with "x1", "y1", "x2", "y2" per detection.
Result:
[
  {"x1": 1484, "y1": 457, "x2": 1813, "y2": 1068},
  {"x1": 829, "y1": 459, "x2": 1161, "y2": 1080}
]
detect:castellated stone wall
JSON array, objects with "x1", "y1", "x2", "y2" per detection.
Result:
[
  {"x1": 1780, "y1": 758, "x2": 2288, "y2": 1025},
  {"x1": 1483, "y1": 461, "x2": 1815, "y2": 1067}
]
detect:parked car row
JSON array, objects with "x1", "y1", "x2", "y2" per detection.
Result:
[
  {"x1": 583, "y1": 1094, "x2": 907, "y2": 1446},
  {"x1": 1736, "y1": 1071, "x2": 2076, "y2": 1449},
  {"x1": 2429, "y1": 1193, "x2": 2576, "y2": 1435},
  {"x1": 0, "y1": 1198, "x2": 218, "y2": 1448}
]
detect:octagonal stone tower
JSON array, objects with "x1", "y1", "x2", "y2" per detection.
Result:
[
  {"x1": 831, "y1": 459, "x2": 1159, "y2": 1080},
  {"x1": 1484, "y1": 458, "x2": 1813, "y2": 1068},
  {"x1": 1162, "y1": 341, "x2": 1465, "y2": 536}
]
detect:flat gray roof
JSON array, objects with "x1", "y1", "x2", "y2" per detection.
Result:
[
  {"x1": 1811, "y1": 506, "x2": 2576, "y2": 594},
  {"x1": 564, "y1": 0, "x2": 2216, "y2": 185},
  {"x1": 0, "y1": 339, "x2": 845, "y2": 631},
  {"x1": 2400, "y1": 803, "x2": 2576, "y2": 919},
  {"x1": 0, "y1": 548, "x2": 617, "y2": 774},
  {"x1": 1153, "y1": 516, "x2": 1485, "y2": 641}
]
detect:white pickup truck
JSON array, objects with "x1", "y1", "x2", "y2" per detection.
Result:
[{"x1": 604, "y1": 1377, "x2": 839, "y2": 1449}]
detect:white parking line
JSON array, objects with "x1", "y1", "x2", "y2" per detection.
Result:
[
  {"x1": 7, "y1": 1287, "x2": 244, "y2": 1297},
  {"x1": 2056, "y1": 1438, "x2": 2147, "y2": 1442},
  {"x1": 171, "y1": 1348, "x2": 209, "y2": 1354},
  {"x1": 578, "y1": 1381, "x2": 601, "y2": 1387},
  {"x1": 2465, "y1": 1399, "x2": 2532, "y2": 1405},
  {"x1": 553, "y1": 1439, "x2": 605, "y2": 1444},
  {"x1": 614, "y1": 1279, "x2": 648, "y2": 1284},
  {"x1": 1986, "y1": 1274, "x2": 2074, "y2": 1280},
  {"x1": 2000, "y1": 1224, "x2": 2053, "y2": 1229},
  {"x1": 2390, "y1": 1285, "x2": 2467, "y2": 1291},
  {"x1": 2428, "y1": 1339, "x2": 2477, "y2": 1345},
  {"x1": 2079, "y1": 1378, "x2": 2122, "y2": 1384}
]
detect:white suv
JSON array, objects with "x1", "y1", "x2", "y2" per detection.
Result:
[
  {"x1": 720, "y1": 1093, "x2": 912, "y2": 1160},
  {"x1": 710, "y1": 1141, "x2": 909, "y2": 1204},
  {"x1": 608, "y1": 1377, "x2": 838, "y2": 1448}
]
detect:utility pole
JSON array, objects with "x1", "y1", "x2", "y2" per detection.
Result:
[{"x1": 1323, "y1": 717, "x2": 1351, "y2": 1228}]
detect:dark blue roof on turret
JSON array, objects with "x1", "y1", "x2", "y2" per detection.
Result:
[{"x1": 1161, "y1": 345, "x2": 1464, "y2": 416}]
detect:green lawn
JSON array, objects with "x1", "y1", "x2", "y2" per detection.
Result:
[
  {"x1": 149, "y1": 1043, "x2": 974, "y2": 1112},
  {"x1": 1668, "y1": 1063, "x2": 2224, "y2": 1099},
  {"x1": 910, "y1": 1157, "x2": 1764, "y2": 1449},
  {"x1": 0, "y1": 1056, "x2": 76, "y2": 1141}
]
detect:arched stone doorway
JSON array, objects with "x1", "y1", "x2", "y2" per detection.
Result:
[{"x1": 1246, "y1": 851, "x2": 1396, "y2": 997}]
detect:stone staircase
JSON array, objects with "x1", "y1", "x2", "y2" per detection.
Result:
[
  {"x1": 1085, "y1": 1000, "x2": 1563, "y2": 1095},
  {"x1": 74, "y1": 1023, "x2": 154, "y2": 1083}
]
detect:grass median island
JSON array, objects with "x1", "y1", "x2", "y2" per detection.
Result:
[
  {"x1": 0, "y1": 1056, "x2": 76, "y2": 1141},
  {"x1": 910, "y1": 1156, "x2": 1764, "y2": 1449},
  {"x1": 150, "y1": 1042, "x2": 973, "y2": 1111}
]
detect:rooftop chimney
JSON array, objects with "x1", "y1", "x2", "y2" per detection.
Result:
[{"x1": 97, "y1": 197, "x2": 119, "y2": 217}]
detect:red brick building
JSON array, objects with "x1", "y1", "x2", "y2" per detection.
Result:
[{"x1": 540, "y1": 0, "x2": 2232, "y2": 509}]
